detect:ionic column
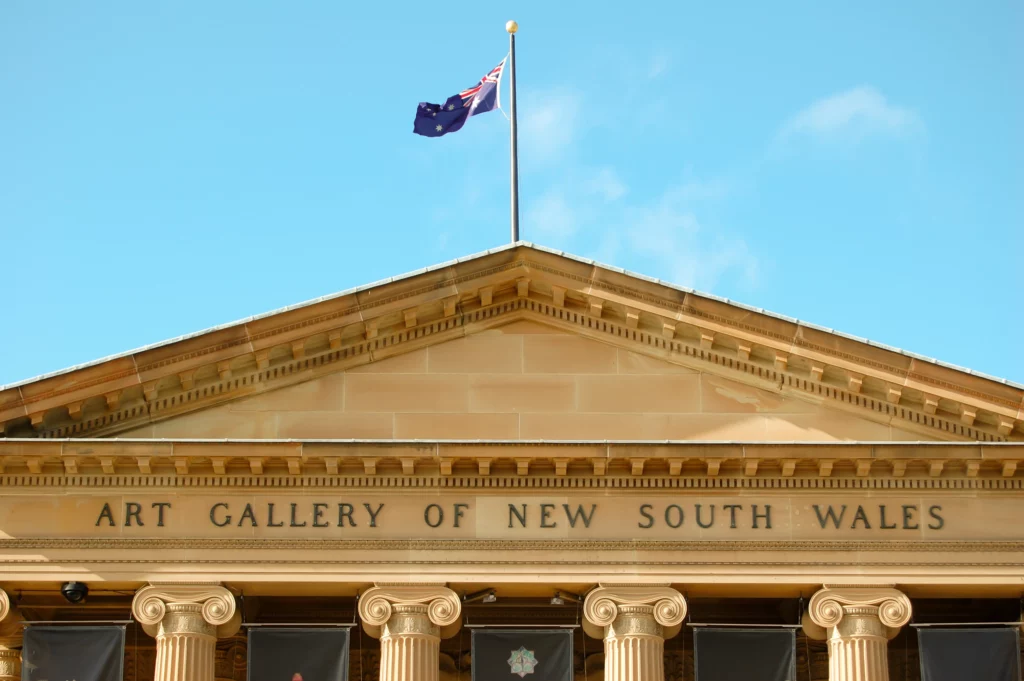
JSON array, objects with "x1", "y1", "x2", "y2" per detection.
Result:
[
  {"x1": 583, "y1": 584, "x2": 687, "y2": 681},
  {"x1": 358, "y1": 583, "x2": 462, "y2": 681},
  {"x1": 0, "y1": 589, "x2": 22, "y2": 681},
  {"x1": 807, "y1": 585, "x2": 912, "y2": 681},
  {"x1": 132, "y1": 583, "x2": 241, "y2": 681}
]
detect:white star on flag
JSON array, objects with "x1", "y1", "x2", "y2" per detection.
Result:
[{"x1": 435, "y1": 125, "x2": 443, "y2": 132}]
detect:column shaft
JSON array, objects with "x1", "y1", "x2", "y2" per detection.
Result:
[
  {"x1": 380, "y1": 631, "x2": 439, "y2": 681},
  {"x1": 605, "y1": 631, "x2": 664, "y2": 681},
  {"x1": 154, "y1": 631, "x2": 216, "y2": 681}
]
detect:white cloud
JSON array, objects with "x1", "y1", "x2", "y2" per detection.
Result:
[
  {"x1": 780, "y1": 86, "x2": 919, "y2": 141},
  {"x1": 520, "y1": 90, "x2": 581, "y2": 163},
  {"x1": 648, "y1": 52, "x2": 670, "y2": 80},
  {"x1": 526, "y1": 172, "x2": 759, "y2": 292},
  {"x1": 617, "y1": 182, "x2": 758, "y2": 290},
  {"x1": 525, "y1": 167, "x2": 626, "y2": 240},
  {"x1": 585, "y1": 168, "x2": 628, "y2": 201},
  {"x1": 525, "y1": 191, "x2": 578, "y2": 239}
]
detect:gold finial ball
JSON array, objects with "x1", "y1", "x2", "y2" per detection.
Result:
[{"x1": 506, "y1": 20, "x2": 518, "y2": 34}]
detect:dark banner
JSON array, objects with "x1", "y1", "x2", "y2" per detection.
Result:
[
  {"x1": 918, "y1": 627, "x2": 1020, "y2": 681},
  {"x1": 248, "y1": 627, "x2": 350, "y2": 681},
  {"x1": 472, "y1": 629, "x2": 573, "y2": 681},
  {"x1": 694, "y1": 627, "x2": 796, "y2": 681},
  {"x1": 22, "y1": 626, "x2": 124, "y2": 681}
]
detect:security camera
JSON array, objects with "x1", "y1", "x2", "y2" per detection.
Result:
[{"x1": 60, "y1": 582, "x2": 88, "y2": 604}]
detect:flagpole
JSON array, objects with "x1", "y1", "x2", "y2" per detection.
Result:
[{"x1": 506, "y1": 20, "x2": 520, "y2": 243}]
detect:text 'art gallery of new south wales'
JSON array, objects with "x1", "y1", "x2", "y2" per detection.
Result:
[{"x1": 2, "y1": 243, "x2": 1024, "y2": 681}]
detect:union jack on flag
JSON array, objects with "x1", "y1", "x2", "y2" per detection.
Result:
[
  {"x1": 460, "y1": 58, "x2": 506, "y2": 111},
  {"x1": 413, "y1": 58, "x2": 507, "y2": 138}
]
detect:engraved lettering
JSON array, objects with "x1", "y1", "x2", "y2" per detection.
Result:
[
  {"x1": 95, "y1": 503, "x2": 116, "y2": 527},
  {"x1": 266, "y1": 502, "x2": 284, "y2": 527},
  {"x1": 289, "y1": 503, "x2": 307, "y2": 527},
  {"x1": 723, "y1": 504, "x2": 742, "y2": 529},
  {"x1": 695, "y1": 504, "x2": 715, "y2": 529},
  {"x1": 751, "y1": 504, "x2": 771, "y2": 529},
  {"x1": 901, "y1": 504, "x2": 919, "y2": 530},
  {"x1": 364, "y1": 503, "x2": 384, "y2": 528},
  {"x1": 879, "y1": 505, "x2": 897, "y2": 530},
  {"x1": 509, "y1": 504, "x2": 527, "y2": 528},
  {"x1": 312, "y1": 503, "x2": 329, "y2": 528},
  {"x1": 453, "y1": 503, "x2": 469, "y2": 528},
  {"x1": 237, "y1": 503, "x2": 257, "y2": 527},
  {"x1": 563, "y1": 504, "x2": 596, "y2": 528},
  {"x1": 124, "y1": 502, "x2": 143, "y2": 527},
  {"x1": 927, "y1": 505, "x2": 944, "y2": 530},
  {"x1": 665, "y1": 504, "x2": 684, "y2": 529},
  {"x1": 851, "y1": 505, "x2": 871, "y2": 529},
  {"x1": 424, "y1": 503, "x2": 444, "y2": 528},
  {"x1": 813, "y1": 505, "x2": 847, "y2": 529},
  {"x1": 638, "y1": 504, "x2": 654, "y2": 529},
  {"x1": 151, "y1": 502, "x2": 171, "y2": 527},
  {"x1": 337, "y1": 503, "x2": 356, "y2": 527},
  {"x1": 210, "y1": 502, "x2": 231, "y2": 527},
  {"x1": 540, "y1": 503, "x2": 556, "y2": 528}
]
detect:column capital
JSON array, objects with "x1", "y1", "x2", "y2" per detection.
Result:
[
  {"x1": 358, "y1": 583, "x2": 461, "y2": 639},
  {"x1": 0, "y1": 588, "x2": 23, "y2": 642},
  {"x1": 808, "y1": 585, "x2": 912, "y2": 631},
  {"x1": 0, "y1": 589, "x2": 22, "y2": 681},
  {"x1": 583, "y1": 584, "x2": 687, "y2": 640},
  {"x1": 132, "y1": 583, "x2": 240, "y2": 639}
]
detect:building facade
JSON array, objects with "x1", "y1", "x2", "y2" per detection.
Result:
[{"x1": 1, "y1": 243, "x2": 1022, "y2": 681}]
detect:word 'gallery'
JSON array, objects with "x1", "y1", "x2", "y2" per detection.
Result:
[{"x1": 1, "y1": 244, "x2": 1022, "y2": 681}]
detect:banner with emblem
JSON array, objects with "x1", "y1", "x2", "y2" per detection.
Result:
[
  {"x1": 694, "y1": 627, "x2": 796, "y2": 681},
  {"x1": 918, "y1": 627, "x2": 1020, "y2": 681},
  {"x1": 22, "y1": 625, "x2": 125, "y2": 681},
  {"x1": 247, "y1": 627, "x2": 350, "y2": 681},
  {"x1": 472, "y1": 629, "x2": 573, "y2": 681}
]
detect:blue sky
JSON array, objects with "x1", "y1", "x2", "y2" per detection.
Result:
[{"x1": 1, "y1": 1, "x2": 1021, "y2": 386}]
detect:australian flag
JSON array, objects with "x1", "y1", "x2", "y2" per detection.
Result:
[{"x1": 414, "y1": 58, "x2": 506, "y2": 137}]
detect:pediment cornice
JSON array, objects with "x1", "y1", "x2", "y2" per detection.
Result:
[{"x1": 1, "y1": 245, "x2": 1021, "y2": 441}]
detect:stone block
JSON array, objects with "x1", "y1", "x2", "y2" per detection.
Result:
[
  {"x1": 523, "y1": 336, "x2": 617, "y2": 374},
  {"x1": 394, "y1": 413, "x2": 519, "y2": 439},
  {"x1": 616, "y1": 350, "x2": 698, "y2": 374},
  {"x1": 577, "y1": 375, "x2": 701, "y2": 413},
  {"x1": 229, "y1": 373, "x2": 345, "y2": 412},
  {"x1": 150, "y1": 405, "x2": 279, "y2": 439},
  {"x1": 347, "y1": 349, "x2": 428, "y2": 373},
  {"x1": 344, "y1": 374, "x2": 469, "y2": 413},
  {"x1": 699, "y1": 375, "x2": 818, "y2": 414},
  {"x1": 277, "y1": 412, "x2": 394, "y2": 439},
  {"x1": 763, "y1": 412, "x2": 894, "y2": 441},
  {"x1": 469, "y1": 375, "x2": 577, "y2": 413},
  {"x1": 427, "y1": 335, "x2": 523, "y2": 374}
]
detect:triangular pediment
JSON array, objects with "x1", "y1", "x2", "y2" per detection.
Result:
[
  {"x1": 1, "y1": 244, "x2": 1021, "y2": 442},
  {"x1": 113, "y1": 320, "x2": 933, "y2": 442}
]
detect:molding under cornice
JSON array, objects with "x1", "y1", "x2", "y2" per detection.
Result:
[{"x1": 0, "y1": 439, "x2": 1022, "y2": 483}]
